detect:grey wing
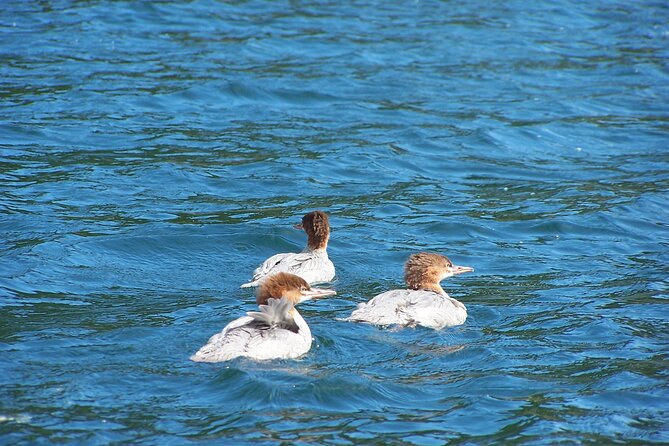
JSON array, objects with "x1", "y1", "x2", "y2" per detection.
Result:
[
  {"x1": 190, "y1": 317, "x2": 270, "y2": 362},
  {"x1": 394, "y1": 293, "x2": 436, "y2": 326},
  {"x1": 294, "y1": 255, "x2": 335, "y2": 285},
  {"x1": 190, "y1": 316, "x2": 254, "y2": 362},
  {"x1": 348, "y1": 290, "x2": 416, "y2": 326},
  {"x1": 272, "y1": 252, "x2": 314, "y2": 276},
  {"x1": 249, "y1": 253, "x2": 291, "y2": 282},
  {"x1": 241, "y1": 252, "x2": 311, "y2": 287},
  {"x1": 242, "y1": 325, "x2": 308, "y2": 360},
  {"x1": 396, "y1": 292, "x2": 464, "y2": 329},
  {"x1": 219, "y1": 315, "x2": 308, "y2": 360}
]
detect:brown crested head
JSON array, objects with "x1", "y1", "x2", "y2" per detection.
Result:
[
  {"x1": 297, "y1": 210, "x2": 330, "y2": 250},
  {"x1": 404, "y1": 252, "x2": 472, "y2": 294},
  {"x1": 256, "y1": 272, "x2": 310, "y2": 305}
]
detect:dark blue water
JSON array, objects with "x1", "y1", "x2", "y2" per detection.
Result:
[{"x1": 2, "y1": 0, "x2": 669, "y2": 444}]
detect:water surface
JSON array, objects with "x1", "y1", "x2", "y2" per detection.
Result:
[{"x1": 1, "y1": 0, "x2": 669, "y2": 444}]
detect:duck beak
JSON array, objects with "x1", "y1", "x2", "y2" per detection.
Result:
[
  {"x1": 299, "y1": 287, "x2": 336, "y2": 302},
  {"x1": 451, "y1": 265, "x2": 474, "y2": 275}
]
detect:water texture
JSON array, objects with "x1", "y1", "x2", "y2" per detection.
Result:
[{"x1": 1, "y1": 0, "x2": 668, "y2": 444}]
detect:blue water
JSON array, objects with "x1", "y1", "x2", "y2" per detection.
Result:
[{"x1": 2, "y1": 0, "x2": 669, "y2": 444}]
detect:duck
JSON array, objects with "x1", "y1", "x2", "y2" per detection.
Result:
[
  {"x1": 191, "y1": 272, "x2": 336, "y2": 362},
  {"x1": 241, "y1": 210, "x2": 335, "y2": 288},
  {"x1": 347, "y1": 252, "x2": 473, "y2": 329}
]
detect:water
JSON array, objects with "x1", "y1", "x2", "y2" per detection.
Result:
[{"x1": 1, "y1": 0, "x2": 668, "y2": 444}]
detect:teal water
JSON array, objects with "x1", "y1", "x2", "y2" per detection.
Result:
[{"x1": 2, "y1": 0, "x2": 669, "y2": 444}]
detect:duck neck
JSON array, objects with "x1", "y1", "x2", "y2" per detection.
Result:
[
  {"x1": 292, "y1": 310, "x2": 311, "y2": 338},
  {"x1": 305, "y1": 238, "x2": 328, "y2": 252},
  {"x1": 422, "y1": 284, "x2": 446, "y2": 295},
  {"x1": 306, "y1": 234, "x2": 328, "y2": 252}
]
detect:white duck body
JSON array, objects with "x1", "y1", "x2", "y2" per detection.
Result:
[
  {"x1": 190, "y1": 298, "x2": 312, "y2": 362},
  {"x1": 192, "y1": 272, "x2": 336, "y2": 363},
  {"x1": 241, "y1": 249, "x2": 335, "y2": 288},
  {"x1": 347, "y1": 289, "x2": 467, "y2": 329},
  {"x1": 241, "y1": 211, "x2": 335, "y2": 288},
  {"x1": 347, "y1": 252, "x2": 473, "y2": 331}
]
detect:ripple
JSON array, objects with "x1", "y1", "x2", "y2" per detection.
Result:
[{"x1": 2, "y1": 0, "x2": 669, "y2": 444}]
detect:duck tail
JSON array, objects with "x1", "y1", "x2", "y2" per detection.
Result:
[{"x1": 247, "y1": 297, "x2": 299, "y2": 333}]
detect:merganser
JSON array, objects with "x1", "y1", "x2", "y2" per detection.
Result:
[
  {"x1": 241, "y1": 211, "x2": 335, "y2": 288},
  {"x1": 347, "y1": 252, "x2": 473, "y2": 329},
  {"x1": 191, "y1": 272, "x2": 336, "y2": 362}
]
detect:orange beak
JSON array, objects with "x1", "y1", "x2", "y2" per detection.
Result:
[
  {"x1": 451, "y1": 265, "x2": 474, "y2": 275},
  {"x1": 299, "y1": 287, "x2": 336, "y2": 302}
]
